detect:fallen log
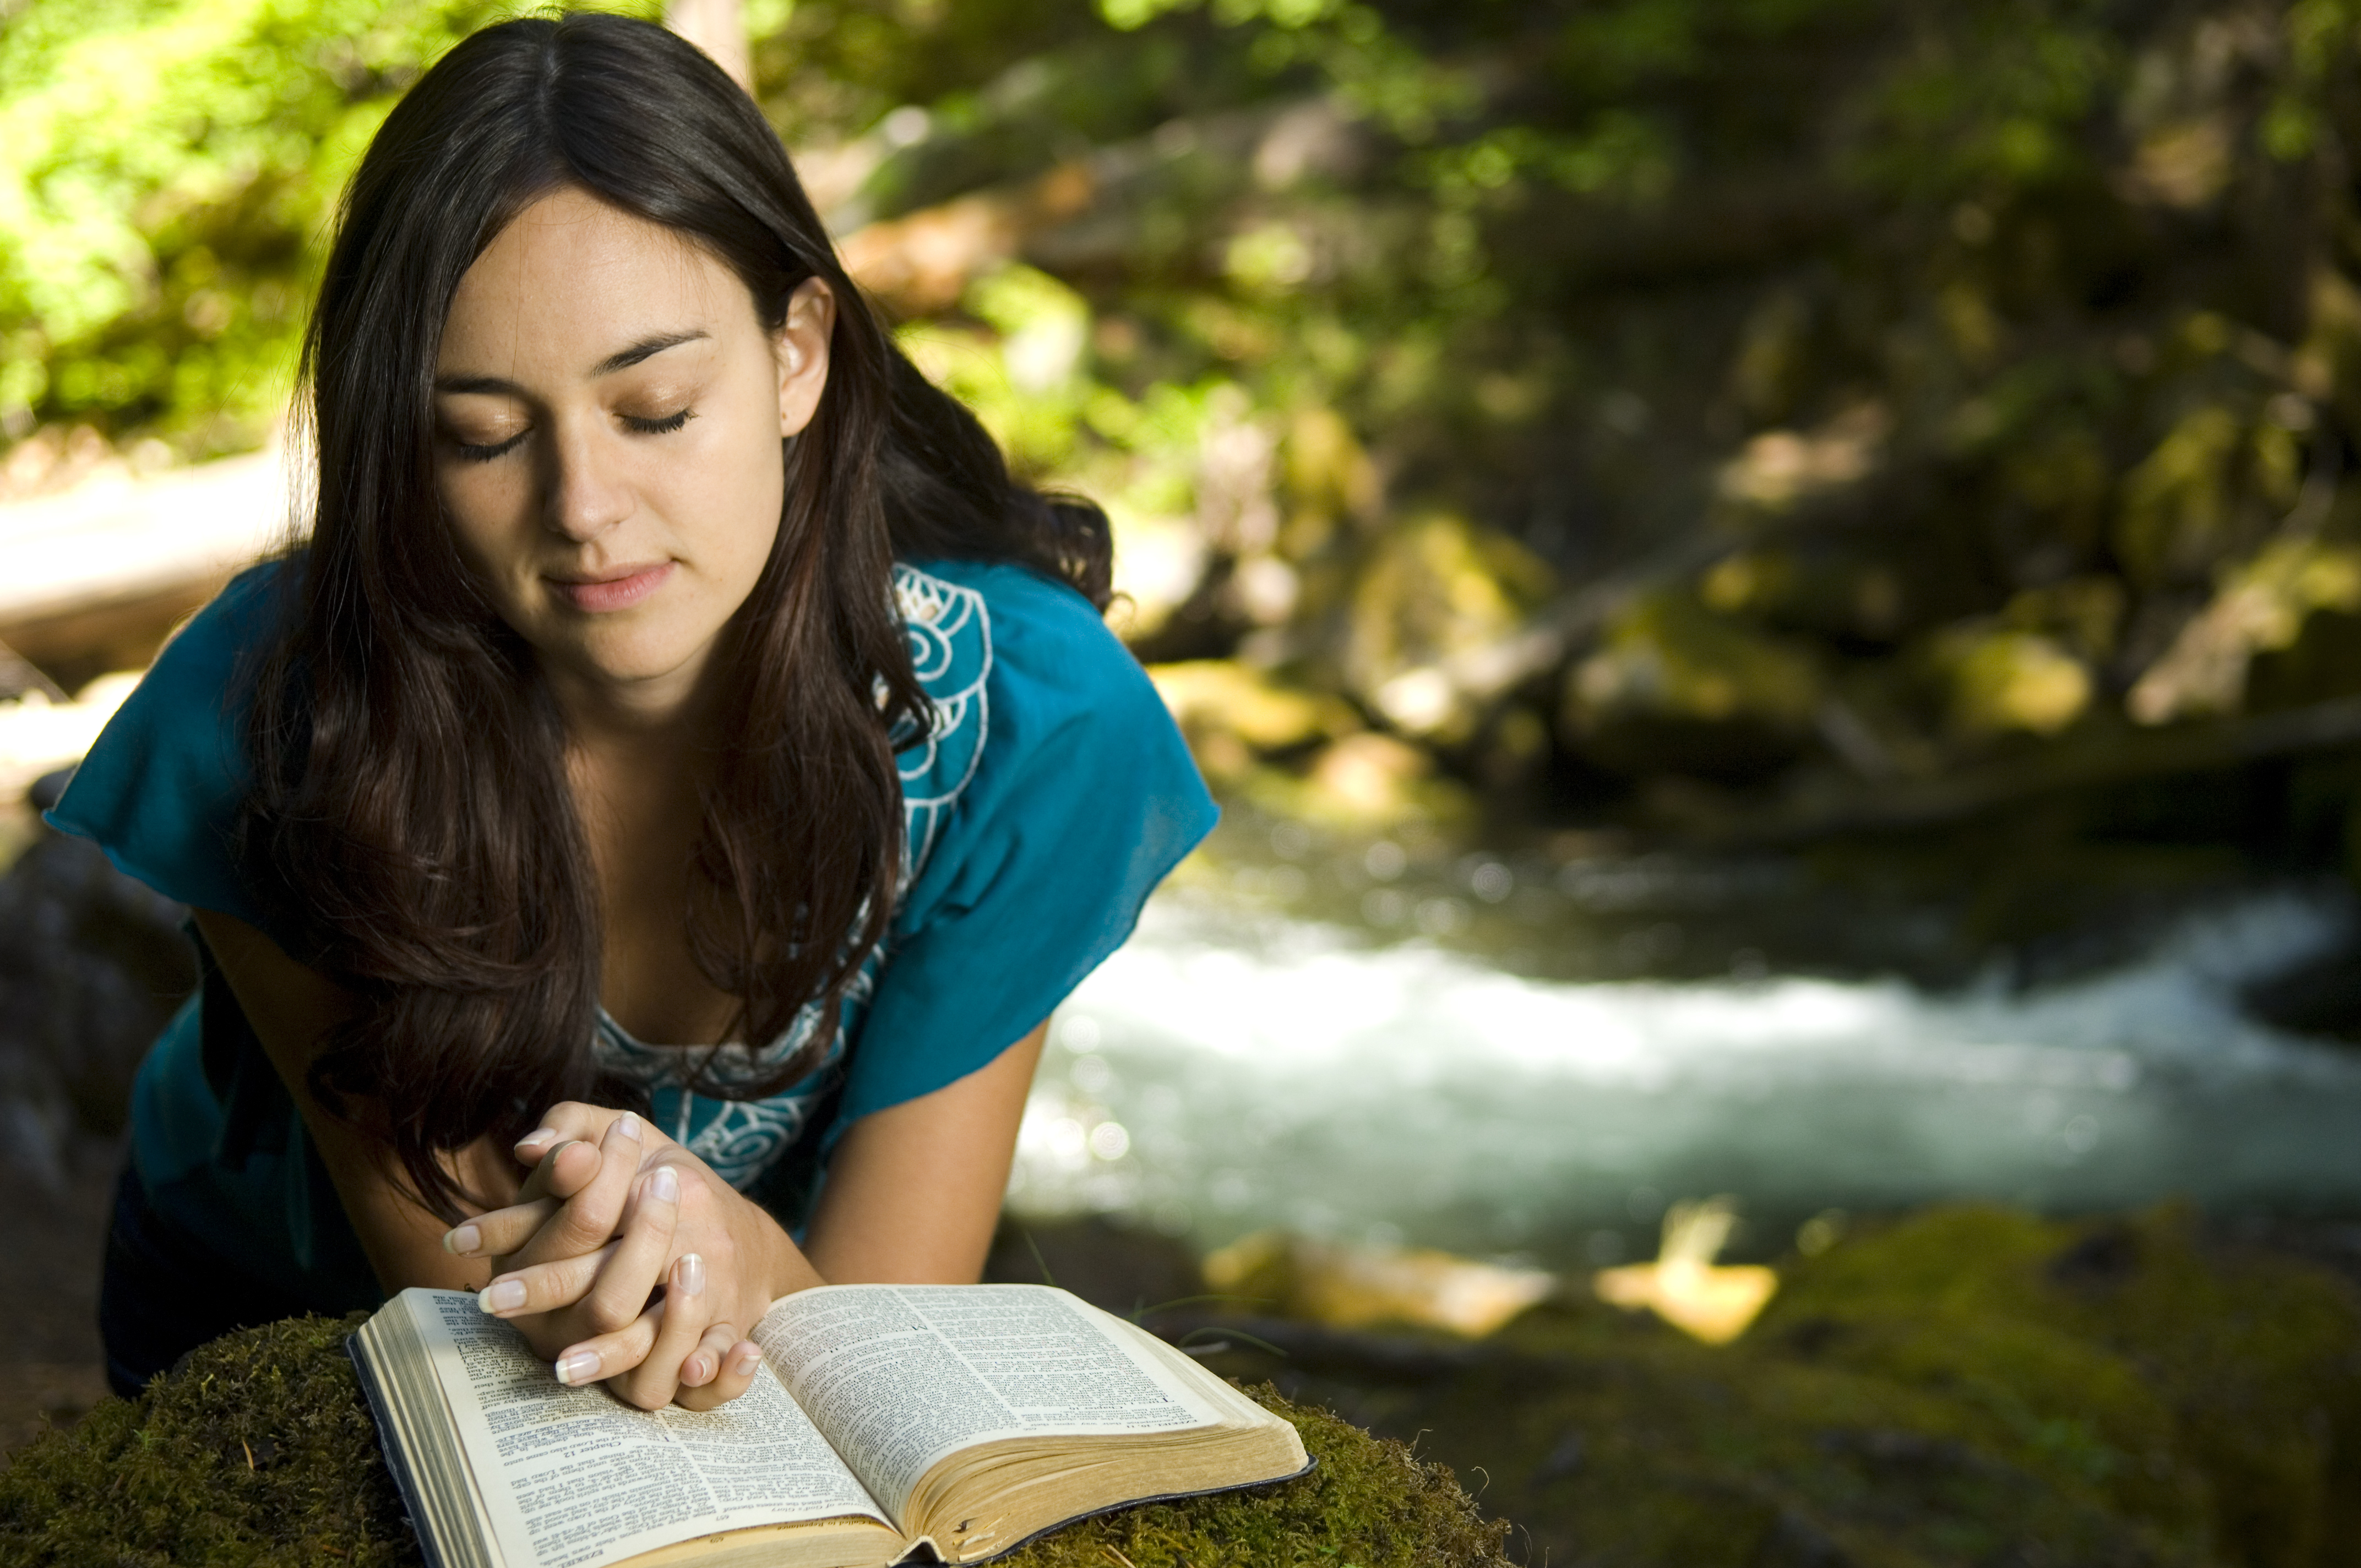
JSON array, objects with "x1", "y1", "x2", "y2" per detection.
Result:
[
  {"x1": 1693, "y1": 694, "x2": 2361, "y2": 847},
  {"x1": 0, "y1": 445, "x2": 290, "y2": 686}
]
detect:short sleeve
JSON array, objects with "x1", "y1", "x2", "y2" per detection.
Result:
[
  {"x1": 837, "y1": 560, "x2": 1215, "y2": 1124},
  {"x1": 45, "y1": 563, "x2": 286, "y2": 935}
]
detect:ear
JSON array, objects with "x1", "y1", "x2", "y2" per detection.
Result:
[{"x1": 775, "y1": 277, "x2": 836, "y2": 438}]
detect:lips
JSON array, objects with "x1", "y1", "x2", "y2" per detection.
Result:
[{"x1": 548, "y1": 561, "x2": 673, "y2": 612}]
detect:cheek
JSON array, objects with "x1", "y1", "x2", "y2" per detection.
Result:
[
  {"x1": 435, "y1": 467, "x2": 525, "y2": 573},
  {"x1": 684, "y1": 420, "x2": 786, "y2": 578}
]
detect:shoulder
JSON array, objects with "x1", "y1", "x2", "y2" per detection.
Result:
[
  {"x1": 895, "y1": 556, "x2": 1161, "y2": 736},
  {"x1": 45, "y1": 559, "x2": 293, "y2": 919},
  {"x1": 840, "y1": 560, "x2": 1214, "y2": 1121},
  {"x1": 133, "y1": 559, "x2": 291, "y2": 704},
  {"x1": 891, "y1": 557, "x2": 1172, "y2": 866},
  {"x1": 63, "y1": 557, "x2": 290, "y2": 786}
]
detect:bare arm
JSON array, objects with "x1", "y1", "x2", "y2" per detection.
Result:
[
  {"x1": 802, "y1": 1020, "x2": 1049, "y2": 1284},
  {"x1": 190, "y1": 907, "x2": 515, "y2": 1295}
]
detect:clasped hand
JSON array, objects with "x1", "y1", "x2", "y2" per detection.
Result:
[{"x1": 440, "y1": 1106, "x2": 798, "y2": 1410}]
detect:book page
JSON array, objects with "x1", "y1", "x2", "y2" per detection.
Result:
[
  {"x1": 406, "y1": 1291, "x2": 893, "y2": 1568},
  {"x1": 753, "y1": 1285, "x2": 1226, "y2": 1520}
]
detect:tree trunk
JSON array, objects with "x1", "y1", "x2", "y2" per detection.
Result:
[{"x1": 666, "y1": 0, "x2": 750, "y2": 92}]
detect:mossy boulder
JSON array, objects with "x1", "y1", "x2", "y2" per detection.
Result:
[
  {"x1": 0, "y1": 1314, "x2": 416, "y2": 1567},
  {"x1": 0, "y1": 1313, "x2": 1509, "y2": 1568},
  {"x1": 1196, "y1": 1205, "x2": 2361, "y2": 1568}
]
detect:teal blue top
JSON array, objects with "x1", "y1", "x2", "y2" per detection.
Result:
[{"x1": 48, "y1": 555, "x2": 1214, "y2": 1311}]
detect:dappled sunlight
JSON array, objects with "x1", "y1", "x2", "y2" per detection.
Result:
[{"x1": 1592, "y1": 1197, "x2": 1778, "y2": 1344}]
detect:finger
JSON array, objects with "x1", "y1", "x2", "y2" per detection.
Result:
[
  {"x1": 613, "y1": 1253, "x2": 712, "y2": 1411},
  {"x1": 446, "y1": 1137, "x2": 592, "y2": 1260},
  {"x1": 510, "y1": 1113, "x2": 645, "y2": 1267},
  {"x1": 477, "y1": 1241, "x2": 618, "y2": 1318},
  {"x1": 444, "y1": 1196, "x2": 559, "y2": 1261},
  {"x1": 553, "y1": 1300, "x2": 662, "y2": 1393},
  {"x1": 579, "y1": 1164, "x2": 682, "y2": 1336},
  {"x1": 516, "y1": 1139, "x2": 602, "y2": 1204},
  {"x1": 677, "y1": 1319, "x2": 741, "y2": 1390},
  {"x1": 513, "y1": 1102, "x2": 613, "y2": 1167},
  {"x1": 674, "y1": 1338, "x2": 764, "y2": 1412}
]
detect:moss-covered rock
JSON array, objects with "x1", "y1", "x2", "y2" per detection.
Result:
[
  {"x1": 0, "y1": 1313, "x2": 418, "y2": 1566},
  {"x1": 1004, "y1": 1396, "x2": 1508, "y2": 1568},
  {"x1": 1195, "y1": 1205, "x2": 2361, "y2": 1568},
  {"x1": 0, "y1": 1313, "x2": 1508, "y2": 1568}
]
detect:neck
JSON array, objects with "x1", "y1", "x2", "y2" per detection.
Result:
[{"x1": 546, "y1": 650, "x2": 725, "y2": 758}]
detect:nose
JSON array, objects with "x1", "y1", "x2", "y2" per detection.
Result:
[{"x1": 540, "y1": 416, "x2": 633, "y2": 542}]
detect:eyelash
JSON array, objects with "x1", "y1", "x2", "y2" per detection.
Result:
[
  {"x1": 449, "y1": 409, "x2": 693, "y2": 464},
  {"x1": 454, "y1": 432, "x2": 525, "y2": 464}
]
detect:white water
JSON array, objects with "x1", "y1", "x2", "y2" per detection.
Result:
[{"x1": 1010, "y1": 886, "x2": 2361, "y2": 1264}]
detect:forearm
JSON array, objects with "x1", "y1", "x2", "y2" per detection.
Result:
[
  {"x1": 801, "y1": 1021, "x2": 1047, "y2": 1286},
  {"x1": 319, "y1": 1133, "x2": 517, "y2": 1295},
  {"x1": 189, "y1": 907, "x2": 520, "y2": 1296},
  {"x1": 724, "y1": 1181, "x2": 828, "y2": 1300}
]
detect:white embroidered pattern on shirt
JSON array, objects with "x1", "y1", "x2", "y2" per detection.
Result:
[{"x1": 591, "y1": 563, "x2": 993, "y2": 1189}]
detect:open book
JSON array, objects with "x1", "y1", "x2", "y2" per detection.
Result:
[{"x1": 348, "y1": 1284, "x2": 1311, "y2": 1568}]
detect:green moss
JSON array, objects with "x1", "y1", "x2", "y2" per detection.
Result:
[
  {"x1": 1000, "y1": 1393, "x2": 1508, "y2": 1568},
  {"x1": 1229, "y1": 1205, "x2": 2361, "y2": 1568},
  {"x1": 0, "y1": 1321, "x2": 1503, "y2": 1568},
  {"x1": 1755, "y1": 1206, "x2": 2361, "y2": 1567},
  {"x1": 0, "y1": 1311, "x2": 420, "y2": 1567}
]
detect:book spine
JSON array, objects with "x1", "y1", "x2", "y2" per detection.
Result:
[{"x1": 345, "y1": 1332, "x2": 453, "y2": 1568}]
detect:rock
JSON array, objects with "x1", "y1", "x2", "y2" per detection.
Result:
[
  {"x1": 983, "y1": 1212, "x2": 1204, "y2": 1321},
  {"x1": 0, "y1": 829, "x2": 196, "y2": 1143},
  {"x1": 0, "y1": 1313, "x2": 1513, "y2": 1568},
  {"x1": 1565, "y1": 587, "x2": 1825, "y2": 781},
  {"x1": 1189, "y1": 1204, "x2": 2361, "y2": 1568}
]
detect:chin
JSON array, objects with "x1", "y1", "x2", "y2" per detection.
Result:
[{"x1": 559, "y1": 627, "x2": 711, "y2": 685}]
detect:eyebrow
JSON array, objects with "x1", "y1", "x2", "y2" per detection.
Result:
[
  {"x1": 592, "y1": 329, "x2": 709, "y2": 377},
  {"x1": 433, "y1": 329, "x2": 710, "y2": 395}
]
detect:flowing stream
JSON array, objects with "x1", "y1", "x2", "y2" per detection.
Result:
[{"x1": 1008, "y1": 825, "x2": 2361, "y2": 1270}]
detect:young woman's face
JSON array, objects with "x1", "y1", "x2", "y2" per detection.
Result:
[{"x1": 433, "y1": 185, "x2": 833, "y2": 719}]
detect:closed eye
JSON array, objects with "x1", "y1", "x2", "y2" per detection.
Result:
[
  {"x1": 453, "y1": 431, "x2": 527, "y2": 463},
  {"x1": 624, "y1": 408, "x2": 692, "y2": 435}
]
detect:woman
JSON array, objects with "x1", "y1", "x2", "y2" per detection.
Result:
[{"x1": 51, "y1": 12, "x2": 1211, "y2": 1411}]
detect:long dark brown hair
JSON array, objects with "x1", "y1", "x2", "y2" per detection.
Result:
[{"x1": 245, "y1": 11, "x2": 1112, "y2": 1219}]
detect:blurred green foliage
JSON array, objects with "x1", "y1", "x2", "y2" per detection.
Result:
[
  {"x1": 0, "y1": 0, "x2": 618, "y2": 452},
  {"x1": 15, "y1": 0, "x2": 2361, "y2": 837}
]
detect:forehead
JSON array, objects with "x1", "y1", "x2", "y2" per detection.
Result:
[{"x1": 439, "y1": 186, "x2": 749, "y2": 369}]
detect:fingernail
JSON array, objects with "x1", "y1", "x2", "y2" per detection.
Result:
[
  {"x1": 554, "y1": 1349, "x2": 601, "y2": 1386},
  {"x1": 515, "y1": 1127, "x2": 556, "y2": 1152},
  {"x1": 617, "y1": 1112, "x2": 642, "y2": 1141},
  {"x1": 674, "y1": 1252, "x2": 704, "y2": 1297},
  {"x1": 479, "y1": 1279, "x2": 526, "y2": 1314},
  {"x1": 649, "y1": 1165, "x2": 679, "y2": 1204},
  {"x1": 684, "y1": 1354, "x2": 711, "y2": 1384},
  {"x1": 444, "y1": 1223, "x2": 481, "y2": 1256},
  {"x1": 730, "y1": 1345, "x2": 761, "y2": 1377}
]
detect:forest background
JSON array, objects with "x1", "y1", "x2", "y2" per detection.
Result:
[
  {"x1": 12, "y1": 0, "x2": 2361, "y2": 916},
  {"x1": 15, "y1": 7, "x2": 2361, "y2": 1561}
]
